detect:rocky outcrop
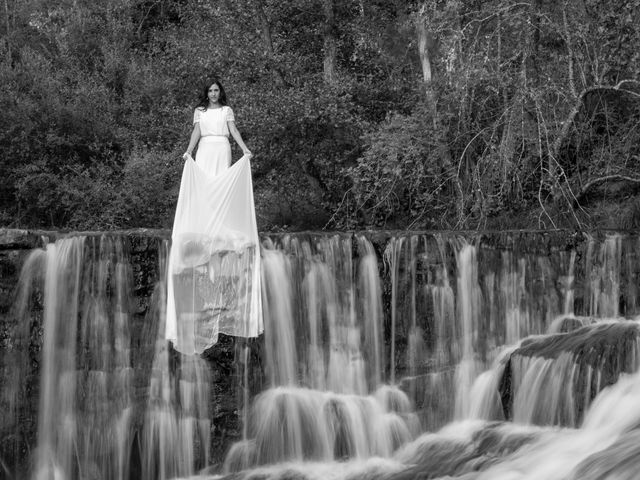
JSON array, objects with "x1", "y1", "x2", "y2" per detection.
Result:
[{"x1": 499, "y1": 321, "x2": 640, "y2": 426}]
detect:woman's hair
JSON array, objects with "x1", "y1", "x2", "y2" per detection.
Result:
[{"x1": 196, "y1": 79, "x2": 228, "y2": 110}]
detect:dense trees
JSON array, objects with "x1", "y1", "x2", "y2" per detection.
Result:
[{"x1": 1, "y1": 0, "x2": 639, "y2": 230}]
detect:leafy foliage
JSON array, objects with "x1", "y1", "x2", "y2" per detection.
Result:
[{"x1": 1, "y1": 0, "x2": 639, "y2": 230}]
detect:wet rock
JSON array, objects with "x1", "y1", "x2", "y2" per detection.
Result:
[
  {"x1": 499, "y1": 321, "x2": 640, "y2": 425},
  {"x1": 0, "y1": 228, "x2": 51, "y2": 250},
  {"x1": 548, "y1": 315, "x2": 596, "y2": 333}
]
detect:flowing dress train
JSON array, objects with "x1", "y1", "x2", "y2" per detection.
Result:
[{"x1": 165, "y1": 106, "x2": 263, "y2": 354}]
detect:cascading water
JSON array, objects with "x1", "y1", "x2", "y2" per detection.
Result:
[
  {"x1": 454, "y1": 244, "x2": 482, "y2": 420},
  {"x1": 0, "y1": 235, "x2": 214, "y2": 480},
  {"x1": 357, "y1": 236, "x2": 384, "y2": 389},
  {"x1": 3, "y1": 231, "x2": 640, "y2": 479},
  {"x1": 383, "y1": 236, "x2": 406, "y2": 385},
  {"x1": 142, "y1": 243, "x2": 212, "y2": 480},
  {"x1": 224, "y1": 235, "x2": 418, "y2": 472},
  {"x1": 29, "y1": 236, "x2": 140, "y2": 480}
]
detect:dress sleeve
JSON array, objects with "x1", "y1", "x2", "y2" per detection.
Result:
[
  {"x1": 226, "y1": 107, "x2": 235, "y2": 122},
  {"x1": 193, "y1": 108, "x2": 202, "y2": 124}
]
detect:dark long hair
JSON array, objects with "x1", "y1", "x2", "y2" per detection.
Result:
[{"x1": 196, "y1": 79, "x2": 228, "y2": 110}]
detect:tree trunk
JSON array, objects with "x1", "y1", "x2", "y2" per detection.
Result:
[
  {"x1": 562, "y1": 0, "x2": 578, "y2": 99},
  {"x1": 415, "y1": 13, "x2": 437, "y2": 129},
  {"x1": 3, "y1": 0, "x2": 10, "y2": 62},
  {"x1": 414, "y1": 9, "x2": 465, "y2": 227},
  {"x1": 322, "y1": 0, "x2": 336, "y2": 84},
  {"x1": 3, "y1": 0, "x2": 9, "y2": 34},
  {"x1": 498, "y1": 99, "x2": 519, "y2": 190},
  {"x1": 253, "y1": 0, "x2": 286, "y2": 87},
  {"x1": 530, "y1": 0, "x2": 541, "y2": 87},
  {"x1": 415, "y1": 17, "x2": 432, "y2": 84}
]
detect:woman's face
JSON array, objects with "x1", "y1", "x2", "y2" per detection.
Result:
[{"x1": 208, "y1": 83, "x2": 221, "y2": 103}]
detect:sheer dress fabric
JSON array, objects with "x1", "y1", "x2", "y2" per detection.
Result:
[{"x1": 165, "y1": 106, "x2": 262, "y2": 355}]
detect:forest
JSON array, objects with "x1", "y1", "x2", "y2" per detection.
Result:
[{"x1": 1, "y1": 0, "x2": 639, "y2": 231}]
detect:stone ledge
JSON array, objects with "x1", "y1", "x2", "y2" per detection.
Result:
[
  {"x1": 0, "y1": 227, "x2": 632, "y2": 252},
  {"x1": 498, "y1": 321, "x2": 640, "y2": 425},
  {"x1": 0, "y1": 229, "x2": 51, "y2": 250}
]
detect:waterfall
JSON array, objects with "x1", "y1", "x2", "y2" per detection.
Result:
[
  {"x1": 2, "y1": 246, "x2": 47, "y2": 475},
  {"x1": 4, "y1": 230, "x2": 640, "y2": 480},
  {"x1": 1, "y1": 235, "x2": 212, "y2": 480},
  {"x1": 34, "y1": 238, "x2": 83, "y2": 480},
  {"x1": 356, "y1": 235, "x2": 384, "y2": 389},
  {"x1": 224, "y1": 235, "x2": 417, "y2": 471},
  {"x1": 454, "y1": 244, "x2": 482, "y2": 419},
  {"x1": 261, "y1": 247, "x2": 298, "y2": 387},
  {"x1": 29, "y1": 236, "x2": 138, "y2": 480},
  {"x1": 383, "y1": 236, "x2": 406, "y2": 385},
  {"x1": 587, "y1": 235, "x2": 623, "y2": 318}
]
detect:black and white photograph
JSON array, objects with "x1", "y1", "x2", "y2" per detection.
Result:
[{"x1": 1, "y1": 1, "x2": 640, "y2": 479}]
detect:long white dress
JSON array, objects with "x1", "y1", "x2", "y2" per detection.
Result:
[{"x1": 165, "y1": 106, "x2": 263, "y2": 355}]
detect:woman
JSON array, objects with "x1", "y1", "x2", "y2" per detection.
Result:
[
  {"x1": 168, "y1": 79, "x2": 263, "y2": 355},
  {"x1": 183, "y1": 80, "x2": 252, "y2": 177}
]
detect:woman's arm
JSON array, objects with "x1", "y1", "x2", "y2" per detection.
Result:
[
  {"x1": 183, "y1": 123, "x2": 201, "y2": 159},
  {"x1": 228, "y1": 121, "x2": 252, "y2": 156}
]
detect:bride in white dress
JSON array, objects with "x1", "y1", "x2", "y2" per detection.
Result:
[
  {"x1": 183, "y1": 80, "x2": 252, "y2": 174},
  {"x1": 166, "y1": 80, "x2": 263, "y2": 355}
]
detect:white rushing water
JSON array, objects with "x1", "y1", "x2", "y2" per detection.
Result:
[
  {"x1": 30, "y1": 236, "x2": 137, "y2": 480},
  {"x1": 4, "y1": 236, "x2": 212, "y2": 480},
  {"x1": 224, "y1": 235, "x2": 419, "y2": 472},
  {"x1": 4, "y1": 232, "x2": 640, "y2": 480}
]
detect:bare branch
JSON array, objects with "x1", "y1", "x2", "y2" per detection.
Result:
[
  {"x1": 576, "y1": 175, "x2": 640, "y2": 203},
  {"x1": 323, "y1": 187, "x2": 353, "y2": 230},
  {"x1": 550, "y1": 83, "x2": 640, "y2": 166},
  {"x1": 460, "y1": 3, "x2": 531, "y2": 34},
  {"x1": 136, "y1": 0, "x2": 161, "y2": 39}
]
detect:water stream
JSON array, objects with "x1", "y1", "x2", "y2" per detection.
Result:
[{"x1": 2, "y1": 231, "x2": 640, "y2": 479}]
